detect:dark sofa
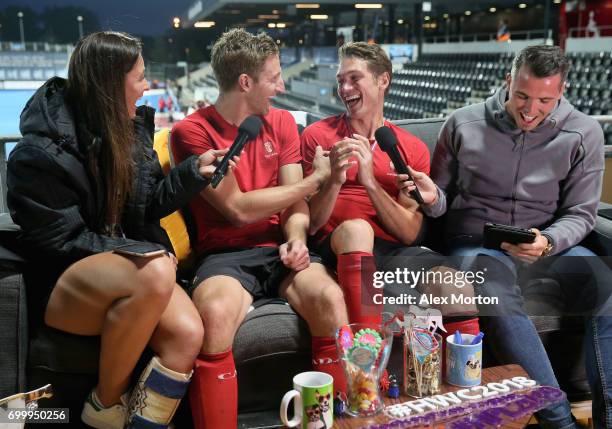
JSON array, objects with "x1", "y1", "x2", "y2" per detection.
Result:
[{"x1": 1, "y1": 117, "x2": 610, "y2": 427}]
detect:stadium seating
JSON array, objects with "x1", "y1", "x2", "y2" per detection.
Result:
[
  {"x1": 385, "y1": 51, "x2": 612, "y2": 146},
  {"x1": 565, "y1": 52, "x2": 612, "y2": 116},
  {"x1": 385, "y1": 52, "x2": 508, "y2": 120},
  {"x1": 0, "y1": 51, "x2": 69, "y2": 81}
]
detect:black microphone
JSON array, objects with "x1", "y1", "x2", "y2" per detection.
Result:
[
  {"x1": 375, "y1": 125, "x2": 424, "y2": 204},
  {"x1": 210, "y1": 115, "x2": 262, "y2": 188}
]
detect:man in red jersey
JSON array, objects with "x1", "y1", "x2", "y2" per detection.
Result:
[
  {"x1": 301, "y1": 42, "x2": 479, "y2": 332},
  {"x1": 171, "y1": 29, "x2": 348, "y2": 429}
]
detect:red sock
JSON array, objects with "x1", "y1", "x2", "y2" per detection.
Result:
[
  {"x1": 312, "y1": 336, "x2": 347, "y2": 395},
  {"x1": 440, "y1": 318, "x2": 480, "y2": 376},
  {"x1": 190, "y1": 350, "x2": 237, "y2": 429},
  {"x1": 337, "y1": 252, "x2": 381, "y2": 324}
]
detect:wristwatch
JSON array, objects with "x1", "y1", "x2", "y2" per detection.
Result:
[{"x1": 541, "y1": 233, "x2": 554, "y2": 257}]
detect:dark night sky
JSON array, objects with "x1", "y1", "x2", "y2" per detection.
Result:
[{"x1": 5, "y1": 0, "x2": 195, "y2": 36}]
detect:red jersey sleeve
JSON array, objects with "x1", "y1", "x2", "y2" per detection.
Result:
[
  {"x1": 278, "y1": 110, "x2": 301, "y2": 167},
  {"x1": 171, "y1": 114, "x2": 213, "y2": 164},
  {"x1": 300, "y1": 126, "x2": 320, "y2": 177}
]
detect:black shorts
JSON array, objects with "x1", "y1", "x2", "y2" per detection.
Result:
[
  {"x1": 189, "y1": 246, "x2": 322, "y2": 298},
  {"x1": 314, "y1": 235, "x2": 441, "y2": 272}
]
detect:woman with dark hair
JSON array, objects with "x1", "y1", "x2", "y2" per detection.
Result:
[{"x1": 7, "y1": 31, "x2": 228, "y2": 429}]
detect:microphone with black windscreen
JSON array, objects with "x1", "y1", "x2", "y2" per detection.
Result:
[
  {"x1": 210, "y1": 115, "x2": 263, "y2": 188},
  {"x1": 375, "y1": 125, "x2": 425, "y2": 204}
]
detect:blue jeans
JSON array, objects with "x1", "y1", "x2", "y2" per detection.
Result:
[{"x1": 449, "y1": 244, "x2": 612, "y2": 429}]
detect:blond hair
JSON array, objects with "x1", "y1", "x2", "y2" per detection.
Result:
[{"x1": 211, "y1": 28, "x2": 279, "y2": 92}]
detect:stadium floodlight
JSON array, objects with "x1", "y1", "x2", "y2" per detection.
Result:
[
  {"x1": 310, "y1": 14, "x2": 329, "y2": 19},
  {"x1": 355, "y1": 4, "x2": 383, "y2": 9},
  {"x1": 77, "y1": 15, "x2": 84, "y2": 39},
  {"x1": 173, "y1": 17, "x2": 181, "y2": 28},
  {"x1": 194, "y1": 21, "x2": 215, "y2": 28},
  {"x1": 17, "y1": 11, "x2": 25, "y2": 45},
  {"x1": 397, "y1": 19, "x2": 404, "y2": 24},
  {"x1": 422, "y1": 2, "x2": 432, "y2": 12},
  {"x1": 489, "y1": 7, "x2": 497, "y2": 12},
  {"x1": 296, "y1": 4, "x2": 320, "y2": 8},
  {"x1": 518, "y1": 3, "x2": 527, "y2": 8},
  {"x1": 464, "y1": 10, "x2": 472, "y2": 15}
]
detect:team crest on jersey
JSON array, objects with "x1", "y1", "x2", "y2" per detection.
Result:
[{"x1": 263, "y1": 141, "x2": 278, "y2": 159}]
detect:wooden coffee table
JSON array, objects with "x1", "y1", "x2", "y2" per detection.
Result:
[{"x1": 334, "y1": 364, "x2": 533, "y2": 429}]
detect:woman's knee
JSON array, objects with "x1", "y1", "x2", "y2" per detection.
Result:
[
  {"x1": 135, "y1": 256, "x2": 176, "y2": 304},
  {"x1": 171, "y1": 314, "x2": 204, "y2": 358},
  {"x1": 331, "y1": 219, "x2": 375, "y2": 253}
]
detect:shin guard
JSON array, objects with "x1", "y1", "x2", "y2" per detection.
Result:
[{"x1": 126, "y1": 356, "x2": 191, "y2": 429}]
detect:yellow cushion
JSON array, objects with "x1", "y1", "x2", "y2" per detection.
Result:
[{"x1": 153, "y1": 129, "x2": 193, "y2": 264}]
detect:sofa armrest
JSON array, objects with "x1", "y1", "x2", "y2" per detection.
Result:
[
  {"x1": 581, "y1": 203, "x2": 612, "y2": 256},
  {"x1": 0, "y1": 270, "x2": 27, "y2": 398}
]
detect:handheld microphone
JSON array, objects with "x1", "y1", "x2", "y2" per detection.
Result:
[
  {"x1": 375, "y1": 125, "x2": 424, "y2": 204},
  {"x1": 210, "y1": 115, "x2": 262, "y2": 188}
]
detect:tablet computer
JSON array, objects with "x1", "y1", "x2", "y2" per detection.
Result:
[{"x1": 483, "y1": 223, "x2": 536, "y2": 250}]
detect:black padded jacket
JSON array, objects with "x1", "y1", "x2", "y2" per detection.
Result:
[{"x1": 7, "y1": 77, "x2": 208, "y2": 291}]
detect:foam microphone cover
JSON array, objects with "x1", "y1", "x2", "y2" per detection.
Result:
[
  {"x1": 374, "y1": 125, "x2": 398, "y2": 151},
  {"x1": 239, "y1": 115, "x2": 263, "y2": 139}
]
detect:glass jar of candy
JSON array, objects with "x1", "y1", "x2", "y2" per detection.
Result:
[{"x1": 336, "y1": 323, "x2": 394, "y2": 417}]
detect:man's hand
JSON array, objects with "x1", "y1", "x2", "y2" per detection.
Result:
[
  {"x1": 279, "y1": 239, "x2": 310, "y2": 272},
  {"x1": 311, "y1": 146, "x2": 332, "y2": 186},
  {"x1": 351, "y1": 133, "x2": 376, "y2": 189},
  {"x1": 395, "y1": 164, "x2": 438, "y2": 205},
  {"x1": 501, "y1": 228, "x2": 549, "y2": 263},
  {"x1": 197, "y1": 148, "x2": 240, "y2": 178},
  {"x1": 329, "y1": 139, "x2": 358, "y2": 185}
]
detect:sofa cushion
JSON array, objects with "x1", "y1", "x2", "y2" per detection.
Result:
[
  {"x1": 28, "y1": 327, "x2": 100, "y2": 375},
  {"x1": 234, "y1": 299, "x2": 311, "y2": 412},
  {"x1": 394, "y1": 117, "x2": 445, "y2": 161}
]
